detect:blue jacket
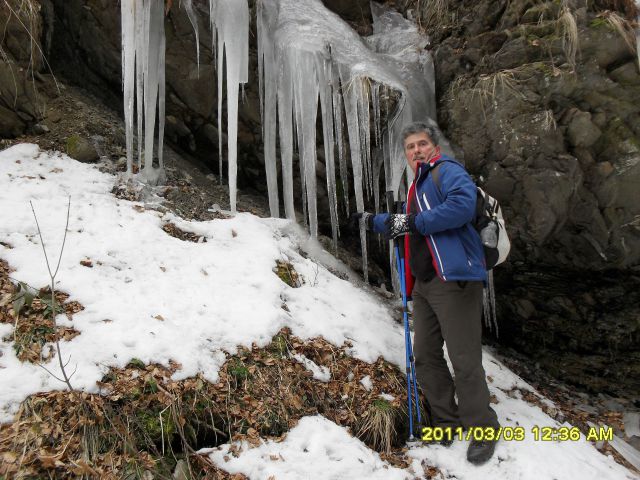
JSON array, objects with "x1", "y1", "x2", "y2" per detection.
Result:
[{"x1": 372, "y1": 154, "x2": 487, "y2": 290}]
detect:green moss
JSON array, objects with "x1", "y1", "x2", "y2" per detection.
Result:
[
  {"x1": 144, "y1": 377, "x2": 158, "y2": 394},
  {"x1": 589, "y1": 17, "x2": 609, "y2": 29},
  {"x1": 371, "y1": 398, "x2": 393, "y2": 412},
  {"x1": 228, "y1": 360, "x2": 250, "y2": 381},
  {"x1": 139, "y1": 409, "x2": 175, "y2": 443},
  {"x1": 127, "y1": 358, "x2": 146, "y2": 369},
  {"x1": 269, "y1": 333, "x2": 288, "y2": 357},
  {"x1": 65, "y1": 134, "x2": 80, "y2": 155},
  {"x1": 274, "y1": 260, "x2": 301, "y2": 287}
]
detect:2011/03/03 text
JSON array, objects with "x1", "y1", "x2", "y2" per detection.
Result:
[{"x1": 421, "y1": 425, "x2": 614, "y2": 442}]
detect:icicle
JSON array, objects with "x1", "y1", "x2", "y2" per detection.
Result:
[
  {"x1": 488, "y1": 269, "x2": 499, "y2": 337},
  {"x1": 356, "y1": 79, "x2": 372, "y2": 199},
  {"x1": 292, "y1": 51, "x2": 319, "y2": 237},
  {"x1": 216, "y1": 28, "x2": 223, "y2": 184},
  {"x1": 135, "y1": 0, "x2": 145, "y2": 169},
  {"x1": 180, "y1": 0, "x2": 200, "y2": 72},
  {"x1": 371, "y1": 82, "x2": 381, "y2": 147},
  {"x1": 277, "y1": 48, "x2": 296, "y2": 220},
  {"x1": 340, "y1": 67, "x2": 368, "y2": 282},
  {"x1": 294, "y1": 83, "x2": 308, "y2": 229},
  {"x1": 332, "y1": 71, "x2": 349, "y2": 215},
  {"x1": 209, "y1": 0, "x2": 249, "y2": 211},
  {"x1": 157, "y1": 23, "x2": 166, "y2": 175},
  {"x1": 372, "y1": 150, "x2": 383, "y2": 215},
  {"x1": 121, "y1": 0, "x2": 136, "y2": 174},
  {"x1": 258, "y1": 0, "x2": 280, "y2": 217},
  {"x1": 483, "y1": 270, "x2": 499, "y2": 337},
  {"x1": 636, "y1": 1, "x2": 640, "y2": 70},
  {"x1": 140, "y1": 0, "x2": 163, "y2": 183},
  {"x1": 316, "y1": 54, "x2": 339, "y2": 247}
]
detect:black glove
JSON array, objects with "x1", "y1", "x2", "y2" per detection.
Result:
[
  {"x1": 349, "y1": 211, "x2": 374, "y2": 231},
  {"x1": 383, "y1": 213, "x2": 417, "y2": 239}
]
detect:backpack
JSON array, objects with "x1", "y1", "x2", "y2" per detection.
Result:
[{"x1": 431, "y1": 162, "x2": 510, "y2": 270}]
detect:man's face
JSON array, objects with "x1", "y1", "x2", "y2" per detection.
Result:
[{"x1": 404, "y1": 132, "x2": 437, "y2": 174}]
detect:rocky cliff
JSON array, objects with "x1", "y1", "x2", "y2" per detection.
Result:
[{"x1": 400, "y1": 0, "x2": 639, "y2": 398}]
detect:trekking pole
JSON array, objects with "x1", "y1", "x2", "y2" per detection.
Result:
[{"x1": 386, "y1": 191, "x2": 422, "y2": 444}]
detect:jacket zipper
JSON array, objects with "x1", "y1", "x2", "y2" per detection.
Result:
[{"x1": 420, "y1": 192, "x2": 447, "y2": 281}]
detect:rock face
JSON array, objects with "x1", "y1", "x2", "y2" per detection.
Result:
[
  {"x1": 0, "y1": 0, "x2": 51, "y2": 138},
  {"x1": 402, "y1": 0, "x2": 640, "y2": 397}
]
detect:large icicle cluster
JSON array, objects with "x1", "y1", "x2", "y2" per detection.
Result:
[
  {"x1": 258, "y1": 0, "x2": 440, "y2": 279},
  {"x1": 121, "y1": 0, "x2": 249, "y2": 210},
  {"x1": 120, "y1": 0, "x2": 167, "y2": 185},
  {"x1": 121, "y1": 0, "x2": 442, "y2": 281}
]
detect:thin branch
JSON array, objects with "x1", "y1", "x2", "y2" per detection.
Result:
[
  {"x1": 36, "y1": 362, "x2": 65, "y2": 383},
  {"x1": 29, "y1": 200, "x2": 53, "y2": 279},
  {"x1": 53, "y1": 323, "x2": 74, "y2": 389},
  {"x1": 53, "y1": 197, "x2": 71, "y2": 278}
]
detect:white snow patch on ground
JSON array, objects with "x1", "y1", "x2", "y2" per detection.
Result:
[
  {"x1": 360, "y1": 374, "x2": 373, "y2": 391},
  {"x1": 203, "y1": 415, "x2": 410, "y2": 480},
  {"x1": 292, "y1": 353, "x2": 330, "y2": 382}
]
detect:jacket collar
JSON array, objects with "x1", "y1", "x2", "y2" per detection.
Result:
[{"x1": 415, "y1": 153, "x2": 444, "y2": 179}]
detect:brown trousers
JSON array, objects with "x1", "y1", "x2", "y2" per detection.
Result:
[{"x1": 412, "y1": 277, "x2": 499, "y2": 429}]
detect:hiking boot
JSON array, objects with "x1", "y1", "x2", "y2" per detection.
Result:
[{"x1": 467, "y1": 438, "x2": 497, "y2": 465}]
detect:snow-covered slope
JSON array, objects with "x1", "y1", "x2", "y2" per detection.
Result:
[{"x1": 0, "y1": 145, "x2": 635, "y2": 479}]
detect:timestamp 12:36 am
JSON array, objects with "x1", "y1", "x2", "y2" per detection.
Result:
[{"x1": 421, "y1": 425, "x2": 614, "y2": 442}]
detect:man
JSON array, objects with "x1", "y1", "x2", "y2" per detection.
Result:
[{"x1": 352, "y1": 121, "x2": 500, "y2": 465}]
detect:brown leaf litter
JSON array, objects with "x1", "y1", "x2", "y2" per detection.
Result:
[
  {"x1": 0, "y1": 259, "x2": 82, "y2": 363},
  {"x1": 0, "y1": 327, "x2": 426, "y2": 479}
]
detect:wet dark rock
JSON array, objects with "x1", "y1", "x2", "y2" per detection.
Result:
[{"x1": 65, "y1": 134, "x2": 99, "y2": 162}]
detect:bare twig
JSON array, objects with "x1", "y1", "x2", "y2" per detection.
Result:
[{"x1": 30, "y1": 197, "x2": 74, "y2": 390}]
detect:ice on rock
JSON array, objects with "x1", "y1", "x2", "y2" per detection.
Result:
[{"x1": 257, "y1": 0, "x2": 438, "y2": 278}]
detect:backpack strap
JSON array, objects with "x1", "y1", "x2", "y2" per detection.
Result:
[{"x1": 430, "y1": 163, "x2": 442, "y2": 193}]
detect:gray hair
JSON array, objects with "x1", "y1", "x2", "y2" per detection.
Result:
[{"x1": 400, "y1": 121, "x2": 439, "y2": 145}]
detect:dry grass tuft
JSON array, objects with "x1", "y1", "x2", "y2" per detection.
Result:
[
  {"x1": 416, "y1": 0, "x2": 450, "y2": 29},
  {"x1": 598, "y1": 10, "x2": 637, "y2": 53},
  {"x1": 558, "y1": 5, "x2": 579, "y2": 69},
  {"x1": 460, "y1": 69, "x2": 526, "y2": 118},
  {"x1": 356, "y1": 398, "x2": 402, "y2": 453}
]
